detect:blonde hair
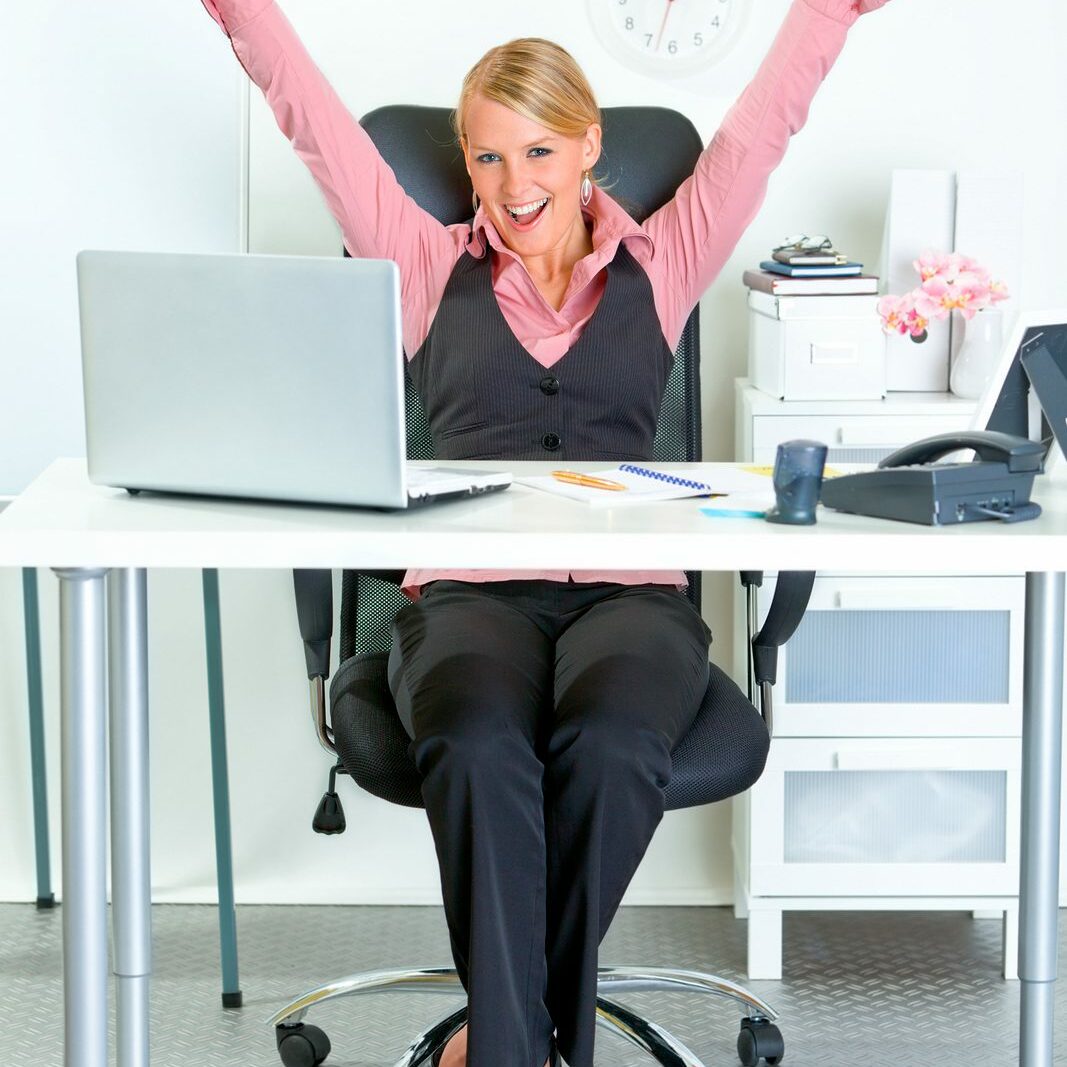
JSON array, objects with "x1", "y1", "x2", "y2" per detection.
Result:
[{"x1": 452, "y1": 38, "x2": 601, "y2": 148}]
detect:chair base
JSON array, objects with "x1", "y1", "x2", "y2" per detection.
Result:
[{"x1": 268, "y1": 965, "x2": 781, "y2": 1067}]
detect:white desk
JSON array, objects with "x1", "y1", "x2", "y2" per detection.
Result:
[{"x1": 1, "y1": 458, "x2": 1064, "y2": 1067}]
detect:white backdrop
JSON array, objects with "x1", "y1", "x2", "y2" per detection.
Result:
[{"x1": 2, "y1": 0, "x2": 1067, "y2": 906}]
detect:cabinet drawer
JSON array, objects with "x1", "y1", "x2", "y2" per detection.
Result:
[
  {"x1": 750, "y1": 413, "x2": 973, "y2": 465},
  {"x1": 759, "y1": 573, "x2": 1024, "y2": 737},
  {"x1": 745, "y1": 737, "x2": 1021, "y2": 897}
]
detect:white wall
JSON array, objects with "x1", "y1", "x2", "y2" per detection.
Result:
[
  {"x1": 3, "y1": 0, "x2": 1066, "y2": 907},
  {"x1": 1, "y1": 2, "x2": 245, "y2": 497}
]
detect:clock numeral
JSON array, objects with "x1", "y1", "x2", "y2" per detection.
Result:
[{"x1": 594, "y1": 0, "x2": 737, "y2": 72}]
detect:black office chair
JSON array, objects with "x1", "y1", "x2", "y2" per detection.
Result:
[{"x1": 274, "y1": 106, "x2": 814, "y2": 1067}]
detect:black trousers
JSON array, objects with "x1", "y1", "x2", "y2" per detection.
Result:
[{"x1": 387, "y1": 579, "x2": 712, "y2": 1067}]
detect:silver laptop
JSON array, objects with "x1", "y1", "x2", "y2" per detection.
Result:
[{"x1": 75, "y1": 250, "x2": 511, "y2": 508}]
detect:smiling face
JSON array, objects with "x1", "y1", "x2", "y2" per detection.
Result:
[{"x1": 461, "y1": 94, "x2": 601, "y2": 264}]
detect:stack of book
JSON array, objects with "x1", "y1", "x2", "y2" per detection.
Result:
[{"x1": 743, "y1": 245, "x2": 878, "y2": 296}]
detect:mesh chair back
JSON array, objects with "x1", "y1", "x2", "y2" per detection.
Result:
[{"x1": 341, "y1": 105, "x2": 704, "y2": 659}]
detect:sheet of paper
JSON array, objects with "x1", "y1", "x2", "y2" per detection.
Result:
[{"x1": 516, "y1": 466, "x2": 774, "y2": 507}]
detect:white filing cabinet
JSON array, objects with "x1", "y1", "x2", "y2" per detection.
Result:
[
  {"x1": 732, "y1": 380, "x2": 1024, "y2": 981},
  {"x1": 735, "y1": 378, "x2": 978, "y2": 466}
]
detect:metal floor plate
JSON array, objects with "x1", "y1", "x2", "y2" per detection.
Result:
[{"x1": 1, "y1": 902, "x2": 1062, "y2": 1065}]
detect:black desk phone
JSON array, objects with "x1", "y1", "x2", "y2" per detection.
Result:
[{"x1": 819, "y1": 429, "x2": 1045, "y2": 525}]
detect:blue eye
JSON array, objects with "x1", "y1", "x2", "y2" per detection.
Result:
[{"x1": 475, "y1": 148, "x2": 552, "y2": 164}]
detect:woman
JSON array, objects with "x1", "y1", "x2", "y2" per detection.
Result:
[{"x1": 200, "y1": 2, "x2": 891, "y2": 1064}]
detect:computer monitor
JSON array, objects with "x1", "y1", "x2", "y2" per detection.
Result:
[{"x1": 971, "y1": 310, "x2": 1067, "y2": 467}]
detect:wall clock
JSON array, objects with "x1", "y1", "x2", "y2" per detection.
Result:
[{"x1": 588, "y1": 0, "x2": 748, "y2": 77}]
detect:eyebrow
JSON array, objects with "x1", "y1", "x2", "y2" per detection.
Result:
[{"x1": 470, "y1": 136, "x2": 561, "y2": 152}]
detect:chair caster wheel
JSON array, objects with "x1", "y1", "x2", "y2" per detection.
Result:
[
  {"x1": 737, "y1": 1017, "x2": 784, "y2": 1066},
  {"x1": 276, "y1": 1022, "x2": 331, "y2": 1067}
]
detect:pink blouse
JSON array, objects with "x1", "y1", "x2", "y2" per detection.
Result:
[{"x1": 201, "y1": 0, "x2": 863, "y2": 597}]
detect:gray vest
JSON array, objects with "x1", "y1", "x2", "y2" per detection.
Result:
[{"x1": 409, "y1": 243, "x2": 674, "y2": 461}]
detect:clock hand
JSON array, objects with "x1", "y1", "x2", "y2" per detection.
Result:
[{"x1": 654, "y1": 0, "x2": 676, "y2": 53}]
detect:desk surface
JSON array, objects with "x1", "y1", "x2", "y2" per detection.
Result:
[{"x1": 2, "y1": 459, "x2": 1067, "y2": 573}]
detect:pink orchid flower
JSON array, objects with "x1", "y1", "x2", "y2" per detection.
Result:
[
  {"x1": 878, "y1": 292, "x2": 928, "y2": 339},
  {"x1": 880, "y1": 250, "x2": 1009, "y2": 337},
  {"x1": 898, "y1": 294, "x2": 930, "y2": 339},
  {"x1": 913, "y1": 250, "x2": 952, "y2": 282},
  {"x1": 877, "y1": 293, "x2": 906, "y2": 333}
]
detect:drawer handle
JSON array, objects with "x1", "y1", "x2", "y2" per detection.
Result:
[
  {"x1": 810, "y1": 343, "x2": 858, "y2": 366},
  {"x1": 833, "y1": 748, "x2": 1017, "y2": 771},
  {"x1": 835, "y1": 424, "x2": 966, "y2": 446},
  {"x1": 835, "y1": 749, "x2": 956, "y2": 771},
  {"x1": 833, "y1": 591, "x2": 980, "y2": 610}
]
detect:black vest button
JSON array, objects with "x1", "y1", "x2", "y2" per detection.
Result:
[
  {"x1": 539, "y1": 375, "x2": 560, "y2": 395},
  {"x1": 541, "y1": 432, "x2": 561, "y2": 451}
]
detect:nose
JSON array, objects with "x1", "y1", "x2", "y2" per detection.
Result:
[{"x1": 500, "y1": 159, "x2": 539, "y2": 200}]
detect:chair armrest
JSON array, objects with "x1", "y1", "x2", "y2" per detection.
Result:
[
  {"x1": 743, "y1": 571, "x2": 815, "y2": 687},
  {"x1": 293, "y1": 569, "x2": 333, "y2": 679}
]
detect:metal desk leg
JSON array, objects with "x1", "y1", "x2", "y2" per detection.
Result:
[
  {"x1": 1019, "y1": 571, "x2": 1065, "y2": 1066},
  {"x1": 202, "y1": 568, "x2": 243, "y2": 1008},
  {"x1": 108, "y1": 569, "x2": 152, "y2": 1067},
  {"x1": 54, "y1": 567, "x2": 109, "y2": 1067},
  {"x1": 23, "y1": 567, "x2": 55, "y2": 908}
]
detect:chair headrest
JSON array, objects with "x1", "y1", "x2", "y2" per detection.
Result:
[{"x1": 360, "y1": 105, "x2": 703, "y2": 227}]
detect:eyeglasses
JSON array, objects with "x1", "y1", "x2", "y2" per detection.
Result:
[{"x1": 773, "y1": 234, "x2": 833, "y2": 252}]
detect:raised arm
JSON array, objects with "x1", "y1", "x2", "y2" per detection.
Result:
[
  {"x1": 199, "y1": 0, "x2": 462, "y2": 352},
  {"x1": 645, "y1": 0, "x2": 891, "y2": 349}
]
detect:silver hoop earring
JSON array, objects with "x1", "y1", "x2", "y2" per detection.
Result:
[
  {"x1": 472, "y1": 191, "x2": 480, "y2": 213},
  {"x1": 580, "y1": 172, "x2": 593, "y2": 207}
]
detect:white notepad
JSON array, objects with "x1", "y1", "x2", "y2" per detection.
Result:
[{"x1": 517, "y1": 464, "x2": 773, "y2": 507}]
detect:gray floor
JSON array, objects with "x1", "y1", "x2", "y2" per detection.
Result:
[{"x1": 1, "y1": 902, "x2": 1062, "y2": 1066}]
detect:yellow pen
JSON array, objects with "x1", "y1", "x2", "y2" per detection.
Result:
[{"x1": 551, "y1": 470, "x2": 628, "y2": 491}]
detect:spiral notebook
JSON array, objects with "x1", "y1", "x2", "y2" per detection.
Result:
[{"x1": 517, "y1": 464, "x2": 773, "y2": 508}]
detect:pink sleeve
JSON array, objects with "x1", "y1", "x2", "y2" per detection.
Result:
[
  {"x1": 644, "y1": 0, "x2": 859, "y2": 350},
  {"x1": 201, "y1": 1, "x2": 463, "y2": 354}
]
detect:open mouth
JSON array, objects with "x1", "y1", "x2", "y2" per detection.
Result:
[{"x1": 504, "y1": 197, "x2": 550, "y2": 230}]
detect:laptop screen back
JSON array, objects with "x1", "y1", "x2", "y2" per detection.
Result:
[{"x1": 77, "y1": 250, "x2": 409, "y2": 507}]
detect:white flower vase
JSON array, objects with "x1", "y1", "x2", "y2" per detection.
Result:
[{"x1": 949, "y1": 308, "x2": 1004, "y2": 399}]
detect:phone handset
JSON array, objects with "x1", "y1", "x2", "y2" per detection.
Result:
[{"x1": 879, "y1": 430, "x2": 1045, "y2": 473}]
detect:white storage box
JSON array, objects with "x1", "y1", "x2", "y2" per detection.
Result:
[{"x1": 747, "y1": 290, "x2": 887, "y2": 401}]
